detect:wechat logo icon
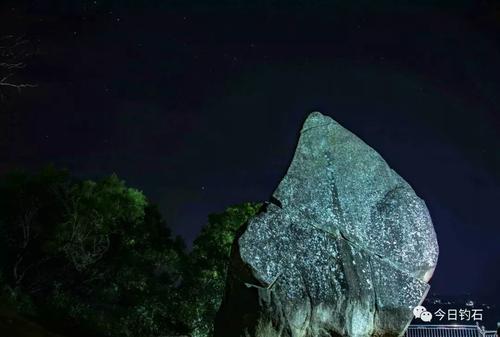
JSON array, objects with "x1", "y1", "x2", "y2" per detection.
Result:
[{"x1": 413, "y1": 305, "x2": 433, "y2": 322}]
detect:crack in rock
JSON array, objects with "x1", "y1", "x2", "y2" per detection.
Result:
[{"x1": 215, "y1": 112, "x2": 439, "y2": 337}]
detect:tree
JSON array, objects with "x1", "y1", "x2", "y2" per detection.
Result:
[
  {"x1": 53, "y1": 174, "x2": 147, "y2": 272},
  {"x1": 0, "y1": 166, "x2": 263, "y2": 337},
  {"x1": 0, "y1": 167, "x2": 187, "y2": 337},
  {"x1": 181, "y1": 202, "x2": 262, "y2": 337},
  {"x1": 0, "y1": 35, "x2": 37, "y2": 101},
  {"x1": 0, "y1": 166, "x2": 70, "y2": 291}
]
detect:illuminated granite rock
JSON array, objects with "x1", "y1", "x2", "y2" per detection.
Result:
[{"x1": 214, "y1": 112, "x2": 439, "y2": 337}]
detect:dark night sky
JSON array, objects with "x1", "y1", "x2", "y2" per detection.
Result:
[{"x1": 0, "y1": 1, "x2": 499, "y2": 300}]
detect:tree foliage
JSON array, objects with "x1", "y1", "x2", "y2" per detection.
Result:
[
  {"x1": 0, "y1": 166, "x2": 261, "y2": 337},
  {"x1": 181, "y1": 202, "x2": 262, "y2": 337},
  {"x1": 0, "y1": 167, "x2": 186, "y2": 337}
]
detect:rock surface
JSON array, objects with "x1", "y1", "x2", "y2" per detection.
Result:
[{"x1": 214, "y1": 112, "x2": 439, "y2": 337}]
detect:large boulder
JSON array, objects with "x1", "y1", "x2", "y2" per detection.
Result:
[{"x1": 214, "y1": 112, "x2": 439, "y2": 337}]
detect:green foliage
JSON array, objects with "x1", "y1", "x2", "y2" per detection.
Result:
[
  {"x1": 0, "y1": 166, "x2": 261, "y2": 337},
  {"x1": 181, "y1": 202, "x2": 262, "y2": 337},
  {"x1": 51, "y1": 174, "x2": 148, "y2": 272},
  {"x1": 0, "y1": 282, "x2": 37, "y2": 316},
  {"x1": 0, "y1": 167, "x2": 187, "y2": 337},
  {"x1": 0, "y1": 166, "x2": 70, "y2": 292}
]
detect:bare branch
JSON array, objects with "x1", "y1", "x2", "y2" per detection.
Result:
[
  {"x1": 0, "y1": 62, "x2": 25, "y2": 70},
  {"x1": 13, "y1": 200, "x2": 40, "y2": 286},
  {"x1": 0, "y1": 35, "x2": 37, "y2": 101}
]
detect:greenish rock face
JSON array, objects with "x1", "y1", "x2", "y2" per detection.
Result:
[{"x1": 215, "y1": 112, "x2": 439, "y2": 337}]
